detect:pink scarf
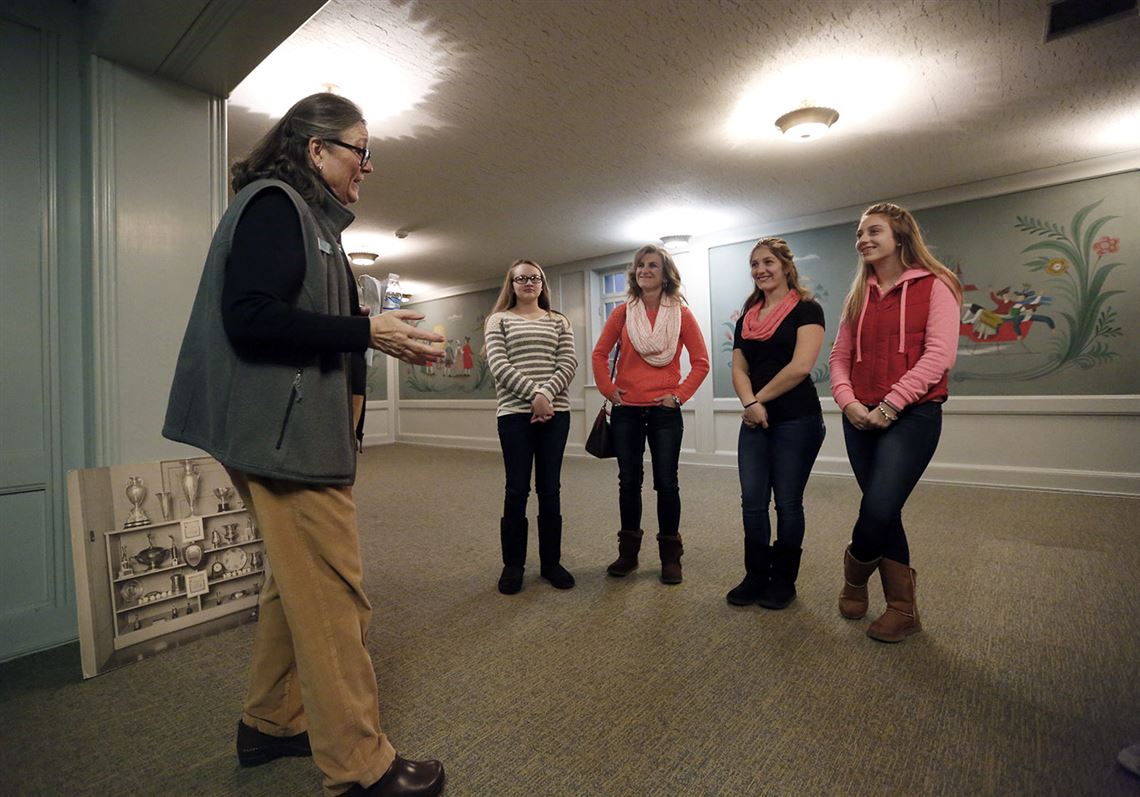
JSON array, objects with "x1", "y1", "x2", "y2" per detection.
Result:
[
  {"x1": 625, "y1": 297, "x2": 681, "y2": 367},
  {"x1": 740, "y1": 291, "x2": 800, "y2": 341}
]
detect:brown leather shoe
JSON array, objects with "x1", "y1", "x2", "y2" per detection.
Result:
[
  {"x1": 838, "y1": 545, "x2": 880, "y2": 619},
  {"x1": 345, "y1": 755, "x2": 445, "y2": 797},
  {"x1": 866, "y1": 558, "x2": 921, "y2": 643},
  {"x1": 235, "y1": 720, "x2": 311, "y2": 767}
]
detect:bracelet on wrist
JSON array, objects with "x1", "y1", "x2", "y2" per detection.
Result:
[
  {"x1": 881, "y1": 398, "x2": 901, "y2": 414},
  {"x1": 743, "y1": 400, "x2": 758, "y2": 409},
  {"x1": 877, "y1": 403, "x2": 897, "y2": 422},
  {"x1": 671, "y1": 394, "x2": 682, "y2": 407}
]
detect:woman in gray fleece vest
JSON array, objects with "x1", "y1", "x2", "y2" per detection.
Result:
[{"x1": 163, "y1": 93, "x2": 445, "y2": 797}]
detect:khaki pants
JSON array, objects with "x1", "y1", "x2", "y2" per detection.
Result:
[{"x1": 227, "y1": 468, "x2": 396, "y2": 795}]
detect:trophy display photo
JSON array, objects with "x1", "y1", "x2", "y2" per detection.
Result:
[{"x1": 67, "y1": 455, "x2": 267, "y2": 679}]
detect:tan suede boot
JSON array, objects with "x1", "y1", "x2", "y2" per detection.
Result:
[
  {"x1": 866, "y1": 558, "x2": 921, "y2": 643},
  {"x1": 838, "y1": 545, "x2": 881, "y2": 619}
]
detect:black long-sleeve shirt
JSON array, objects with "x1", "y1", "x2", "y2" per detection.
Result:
[{"x1": 221, "y1": 188, "x2": 369, "y2": 393}]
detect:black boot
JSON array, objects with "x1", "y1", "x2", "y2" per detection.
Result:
[
  {"x1": 538, "y1": 514, "x2": 575, "y2": 589},
  {"x1": 726, "y1": 539, "x2": 771, "y2": 606},
  {"x1": 498, "y1": 517, "x2": 527, "y2": 595},
  {"x1": 758, "y1": 546, "x2": 802, "y2": 610},
  {"x1": 657, "y1": 533, "x2": 684, "y2": 584},
  {"x1": 607, "y1": 529, "x2": 643, "y2": 577}
]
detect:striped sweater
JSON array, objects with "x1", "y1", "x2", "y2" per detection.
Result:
[{"x1": 484, "y1": 311, "x2": 577, "y2": 417}]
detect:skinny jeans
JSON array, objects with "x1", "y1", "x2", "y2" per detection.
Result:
[
  {"x1": 737, "y1": 413, "x2": 826, "y2": 548},
  {"x1": 497, "y1": 411, "x2": 570, "y2": 520},
  {"x1": 841, "y1": 401, "x2": 942, "y2": 564},
  {"x1": 610, "y1": 405, "x2": 684, "y2": 535}
]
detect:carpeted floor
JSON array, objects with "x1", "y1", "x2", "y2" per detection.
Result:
[{"x1": 3, "y1": 444, "x2": 1139, "y2": 796}]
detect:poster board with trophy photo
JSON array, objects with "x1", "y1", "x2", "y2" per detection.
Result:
[{"x1": 67, "y1": 455, "x2": 268, "y2": 679}]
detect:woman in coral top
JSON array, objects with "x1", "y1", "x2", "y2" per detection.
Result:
[
  {"x1": 591, "y1": 244, "x2": 709, "y2": 584},
  {"x1": 829, "y1": 202, "x2": 962, "y2": 643}
]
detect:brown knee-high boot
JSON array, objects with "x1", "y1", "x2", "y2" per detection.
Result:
[
  {"x1": 838, "y1": 545, "x2": 881, "y2": 619},
  {"x1": 657, "y1": 533, "x2": 684, "y2": 585},
  {"x1": 607, "y1": 529, "x2": 642, "y2": 577},
  {"x1": 866, "y1": 558, "x2": 921, "y2": 643}
]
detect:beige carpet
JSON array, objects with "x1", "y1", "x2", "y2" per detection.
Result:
[{"x1": 2, "y1": 444, "x2": 1138, "y2": 796}]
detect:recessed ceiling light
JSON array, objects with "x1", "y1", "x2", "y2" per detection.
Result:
[{"x1": 775, "y1": 106, "x2": 840, "y2": 141}]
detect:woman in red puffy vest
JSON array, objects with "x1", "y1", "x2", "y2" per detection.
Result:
[{"x1": 828, "y1": 203, "x2": 962, "y2": 643}]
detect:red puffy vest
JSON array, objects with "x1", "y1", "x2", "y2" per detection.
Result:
[{"x1": 850, "y1": 274, "x2": 948, "y2": 406}]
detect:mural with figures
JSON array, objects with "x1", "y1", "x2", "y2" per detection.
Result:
[
  {"x1": 708, "y1": 171, "x2": 1138, "y2": 398},
  {"x1": 398, "y1": 288, "x2": 499, "y2": 400}
]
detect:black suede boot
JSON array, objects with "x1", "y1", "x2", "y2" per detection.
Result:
[
  {"x1": 498, "y1": 516, "x2": 527, "y2": 594},
  {"x1": 607, "y1": 529, "x2": 643, "y2": 577},
  {"x1": 726, "y1": 538, "x2": 771, "y2": 606},
  {"x1": 758, "y1": 546, "x2": 802, "y2": 610},
  {"x1": 657, "y1": 533, "x2": 684, "y2": 584},
  {"x1": 537, "y1": 514, "x2": 575, "y2": 589}
]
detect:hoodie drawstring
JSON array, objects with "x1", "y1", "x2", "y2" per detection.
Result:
[
  {"x1": 898, "y1": 280, "x2": 908, "y2": 353},
  {"x1": 854, "y1": 285, "x2": 870, "y2": 363}
]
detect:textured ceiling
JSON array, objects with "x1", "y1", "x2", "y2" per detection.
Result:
[{"x1": 227, "y1": 0, "x2": 1140, "y2": 295}]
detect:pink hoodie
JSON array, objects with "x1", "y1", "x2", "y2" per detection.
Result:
[{"x1": 829, "y1": 268, "x2": 959, "y2": 411}]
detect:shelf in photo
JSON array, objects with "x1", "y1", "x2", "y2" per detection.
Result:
[
  {"x1": 112, "y1": 593, "x2": 260, "y2": 651},
  {"x1": 116, "y1": 589, "x2": 187, "y2": 614},
  {"x1": 103, "y1": 507, "x2": 250, "y2": 537}
]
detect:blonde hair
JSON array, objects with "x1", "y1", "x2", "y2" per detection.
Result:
[
  {"x1": 741, "y1": 237, "x2": 813, "y2": 314},
  {"x1": 840, "y1": 202, "x2": 963, "y2": 325},
  {"x1": 627, "y1": 244, "x2": 686, "y2": 304},
  {"x1": 490, "y1": 259, "x2": 564, "y2": 319}
]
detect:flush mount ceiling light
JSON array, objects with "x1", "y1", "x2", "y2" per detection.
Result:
[
  {"x1": 774, "y1": 106, "x2": 839, "y2": 141},
  {"x1": 348, "y1": 252, "x2": 379, "y2": 266},
  {"x1": 660, "y1": 235, "x2": 692, "y2": 253}
]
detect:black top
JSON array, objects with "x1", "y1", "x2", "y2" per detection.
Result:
[
  {"x1": 221, "y1": 188, "x2": 369, "y2": 394},
  {"x1": 733, "y1": 299, "x2": 825, "y2": 424}
]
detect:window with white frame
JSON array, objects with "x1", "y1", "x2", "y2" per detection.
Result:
[{"x1": 601, "y1": 267, "x2": 626, "y2": 320}]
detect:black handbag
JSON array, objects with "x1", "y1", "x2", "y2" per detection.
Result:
[
  {"x1": 585, "y1": 343, "x2": 620, "y2": 458},
  {"x1": 585, "y1": 404, "x2": 614, "y2": 458}
]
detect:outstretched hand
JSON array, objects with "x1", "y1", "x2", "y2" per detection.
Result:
[{"x1": 369, "y1": 310, "x2": 445, "y2": 366}]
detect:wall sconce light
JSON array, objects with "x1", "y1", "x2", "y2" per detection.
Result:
[
  {"x1": 660, "y1": 234, "x2": 691, "y2": 253},
  {"x1": 347, "y1": 252, "x2": 379, "y2": 266},
  {"x1": 774, "y1": 106, "x2": 839, "y2": 141}
]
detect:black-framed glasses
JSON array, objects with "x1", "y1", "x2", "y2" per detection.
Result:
[
  {"x1": 324, "y1": 138, "x2": 371, "y2": 167},
  {"x1": 512, "y1": 275, "x2": 544, "y2": 285}
]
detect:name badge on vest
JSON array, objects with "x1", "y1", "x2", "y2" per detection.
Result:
[{"x1": 318, "y1": 238, "x2": 333, "y2": 255}]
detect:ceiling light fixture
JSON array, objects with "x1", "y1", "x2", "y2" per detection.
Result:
[
  {"x1": 774, "y1": 106, "x2": 839, "y2": 141},
  {"x1": 660, "y1": 235, "x2": 692, "y2": 253},
  {"x1": 348, "y1": 251, "x2": 379, "y2": 266}
]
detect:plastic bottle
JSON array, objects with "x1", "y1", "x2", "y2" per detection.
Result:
[{"x1": 381, "y1": 273, "x2": 402, "y2": 312}]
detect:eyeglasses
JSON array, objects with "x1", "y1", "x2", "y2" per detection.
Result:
[
  {"x1": 512, "y1": 275, "x2": 544, "y2": 285},
  {"x1": 324, "y1": 138, "x2": 371, "y2": 167}
]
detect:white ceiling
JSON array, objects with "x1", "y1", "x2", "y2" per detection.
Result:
[{"x1": 226, "y1": 0, "x2": 1140, "y2": 295}]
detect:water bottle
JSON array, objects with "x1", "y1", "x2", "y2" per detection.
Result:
[{"x1": 381, "y1": 273, "x2": 402, "y2": 312}]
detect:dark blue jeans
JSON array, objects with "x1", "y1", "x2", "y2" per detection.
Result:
[
  {"x1": 842, "y1": 401, "x2": 943, "y2": 564},
  {"x1": 737, "y1": 414, "x2": 826, "y2": 549},
  {"x1": 610, "y1": 405, "x2": 684, "y2": 535},
  {"x1": 497, "y1": 411, "x2": 570, "y2": 520}
]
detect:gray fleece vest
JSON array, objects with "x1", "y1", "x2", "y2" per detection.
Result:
[{"x1": 163, "y1": 179, "x2": 358, "y2": 485}]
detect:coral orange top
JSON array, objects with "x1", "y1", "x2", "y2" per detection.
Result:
[{"x1": 591, "y1": 302, "x2": 709, "y2": 406}]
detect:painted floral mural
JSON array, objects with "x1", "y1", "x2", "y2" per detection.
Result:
[{"x1": 956, "y1": 200, "x2": 1126, "y2": 381}]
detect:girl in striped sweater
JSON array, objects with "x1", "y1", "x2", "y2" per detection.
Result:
[{"x1": 484, "y1": 260, "x2": 578, "y2": 595}]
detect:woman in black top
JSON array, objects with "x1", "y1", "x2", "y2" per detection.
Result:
[{"x1": 727, "y1": 237, "x2": 826, "y2": 609}]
